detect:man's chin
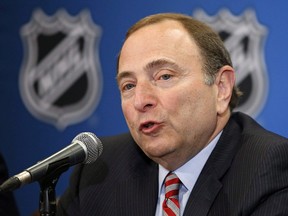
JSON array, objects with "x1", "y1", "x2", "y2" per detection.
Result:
[{"x1": 143, "y1": 145, "x2": 175, "y2": 160}]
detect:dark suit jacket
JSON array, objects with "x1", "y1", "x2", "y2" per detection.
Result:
[
  {"x1": 57, "y1": 112, "x2": 288, "y2": 215},
  {"x1": 0, "y1": 153, "x2": 19, "y2": 216}
]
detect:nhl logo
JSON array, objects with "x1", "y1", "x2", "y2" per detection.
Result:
[
  {"x1": 19, "y1": 9, "x2": 102, "y2": 129},
  {"x1": 194, "y1": 9, "x2": 268, "y2": 117}
]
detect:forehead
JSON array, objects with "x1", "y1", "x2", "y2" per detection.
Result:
[{"x1": 118, "y1": 20, "x2": 201, "y2": 70}]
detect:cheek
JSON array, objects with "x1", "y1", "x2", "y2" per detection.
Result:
[
  {"x1": 172, "y1": 89, "x2": 200, "y2": 112},
  {"x1": 170, "y1": 87, "x2": 214, "y2": 124},
  {"x1": 121, "y1": 102, "x2": 134, "y2": 124}
]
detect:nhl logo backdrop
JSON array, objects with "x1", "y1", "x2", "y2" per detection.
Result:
[
  {"x1": 194, "y1": 9, "x2": 268, "y2": 117},
  {"x1": 19, "y1": 9, "x2": 102, "y2": 129}
]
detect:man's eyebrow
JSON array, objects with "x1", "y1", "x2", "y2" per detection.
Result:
[
  {"x1": 116, "y1": 71, "x2": 133, "y2": 85},
  {"x1": 143, "y1": 58, "x2": 183, "y2": 72},
  {"x1": 116, "y1": 58, "x2": 184, "y2": 85}
]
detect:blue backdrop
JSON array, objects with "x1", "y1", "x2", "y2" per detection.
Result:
[{"x1": 0, "y1": 1, "x2": 287, "y2": 215}]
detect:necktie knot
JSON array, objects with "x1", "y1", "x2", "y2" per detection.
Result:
[
  {"x1": 163, "y1": 172, "x2": 181, "y2": 216},
  {"x1": 164, "y1": 173, "x2": 181, "y2": 199}
]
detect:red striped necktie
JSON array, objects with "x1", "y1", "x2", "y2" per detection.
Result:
[{"x1": 162, "y1": 172, "x2": 181, "y2": 216}]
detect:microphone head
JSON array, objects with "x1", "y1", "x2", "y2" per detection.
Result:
[{"x1": 73, "y1": 132, "x2": 103, "y2": 164}]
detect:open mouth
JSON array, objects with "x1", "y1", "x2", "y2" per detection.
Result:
[
  {"x1": 143, "y1": 122, "x2": 155, "y2": 129},
  {"x1": 139, "y1": 121, "x2": 160, "y2": 133}
]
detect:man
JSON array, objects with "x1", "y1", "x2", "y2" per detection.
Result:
[
  {"x1": 0, "y1": 153, "x2": 19, "y2": 216},
  {"x1": 57, "y1": 13, "x2": 288, "y2": 215}
]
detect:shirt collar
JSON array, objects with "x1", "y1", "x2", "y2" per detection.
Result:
[{"x1": 158, "y1": 131, "x2": 222, "y2": 194}]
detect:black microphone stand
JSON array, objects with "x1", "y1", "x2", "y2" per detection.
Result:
[{"x1": 38, "y1": 158, "x2": 70, "y2": 216}]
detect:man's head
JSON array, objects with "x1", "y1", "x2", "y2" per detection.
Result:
[
  {"x1": 117, "y1": 13, "x2": 240, "y2": 170},
  {"x1": 119, "y1": 13, "x2": 242, "y2": 110}
]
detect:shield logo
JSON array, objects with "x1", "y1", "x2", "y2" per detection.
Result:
[
  {"x1": 194, "y1": 9, "x2": 268, "y2": 117},
  {"x1": 19, "y1": 9, "x2": 102, "y2": 129}
]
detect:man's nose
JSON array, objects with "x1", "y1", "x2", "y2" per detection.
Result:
[{"x1": 133, "y1": 83, "x2": 157, "y2": 112}]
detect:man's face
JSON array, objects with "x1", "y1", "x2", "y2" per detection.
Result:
[{"x1": 117, "y1": 20, "x2": 224, "y2": 170}]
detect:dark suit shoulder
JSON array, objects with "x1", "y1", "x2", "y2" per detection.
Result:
[
  {"x1": 227, "y1": 112, "x2": 288, "y2": 186},
  {"x1": 208, "y1": 112, "x2": 288, "y2": 215},
  {"x1": 231, "y1": 112, "x2": 288, "y2": 143}
]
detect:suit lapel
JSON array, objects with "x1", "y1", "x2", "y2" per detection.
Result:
[
  {"x1": 116, "y1": 171, "x2": 158, "y2": 215},
  {"x1": 115, "y1": 144, "x2": 159, "y2": 216},
  {"x1": 183, "y1": 171, "x2": 222, "y2": 216},
  {"x1": 184, "y1": 115, "x2": 243, "y2": 216}
]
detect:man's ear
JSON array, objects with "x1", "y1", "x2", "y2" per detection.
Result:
[{"x1": 215, "y1": 65, "x2": 235, "y2": 115}]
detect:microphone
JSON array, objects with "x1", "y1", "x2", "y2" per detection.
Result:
[{"x1": 0, "y1": 132, "x2": 103, "y2": 192}]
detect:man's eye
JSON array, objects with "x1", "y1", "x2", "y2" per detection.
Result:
[
  {"x1": 160, "y1": 74, "x2": 172, "y2": 80},
  {"x1": 123, "y1": 83, "x2": 135, "y2": 91}
]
